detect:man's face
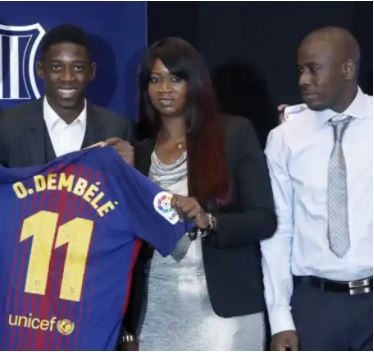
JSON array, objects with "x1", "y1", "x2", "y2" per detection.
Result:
[
  {"x1": 297, "y1": 39, "x2": 347, "y2": 112},
  {"x1": 37, "y1": 42, "x2": 96, "y2": 111}
]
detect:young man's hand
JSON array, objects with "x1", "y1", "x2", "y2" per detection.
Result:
[
  {"x1": 102, "y1": 138, "x2": 134, "y2": 165},
  {"x1": 271, "y1": 330, "x2": 299, "y2": 351}
]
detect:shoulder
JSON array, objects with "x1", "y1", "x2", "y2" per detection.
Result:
[
  {"x1": 0, "y1": 100, "x2": 41, "y2": 124},
  {"x1": 362, "y1": 92, "x2": 373, "y2": 117},
  {"x1": 134, "y1": 138, "x2": 155, "y2": 175},
  {"x1": 267, "y1": 105, "x2": 315, "y2": 141},
  {"x1": 88, "y1": 103, "x2": 130, "y2": 125},
  {"x1": 88, "y1": 103, "x2": 136, "y2": 141},
  {"x1": 134, "y1": 138, "x2": 154, "y2": 158},
  {"x1": 0, "y1": 101, "x2": 42, "y2": 143},
  {"x1": 220, "y1": 114, "x2": 256, "y2": 143},
  {"x1": 221, "y1": 113, "x2": 254, "y2": 131},
  {"x1": 220, "y1": 114, "x2": 262, "y2": 161},
  {"x1": 135, "y1": 137, "x2": 155, "y2": 149},
  {"x1": 265, "y1": 105, "x2": 316, "y2": 161}
]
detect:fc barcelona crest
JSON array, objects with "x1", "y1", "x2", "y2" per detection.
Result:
[{"x1": 0, "y1": 23, "x2": 45, "y2": 101}]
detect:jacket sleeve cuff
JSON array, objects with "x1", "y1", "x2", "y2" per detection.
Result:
[{"x1": 269, "y1": 308, "x2": 296, "y2": 335}]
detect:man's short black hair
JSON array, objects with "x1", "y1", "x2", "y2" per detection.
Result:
[{"x1": 40, "y1": 24, "x2": 91, "y2": 56}]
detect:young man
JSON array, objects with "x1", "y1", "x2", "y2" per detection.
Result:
[
  {"x1": 262, "y1": 27, "x2": 372, "y2": 351},
  {"x1": 0, "y1": 24, "x2": 134, "y2": 168}
]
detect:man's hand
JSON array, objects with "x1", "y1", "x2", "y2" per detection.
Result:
[
  {"x1": 271, "y1": 330, "x2": 299, "y2": 351},
  {"x1": 102, "y1": 137, "x2": 134, "y2": 165},
  {"x1": 84, "y1": 141, "x2": 106, "y2": 149},
  {"x1": 278, "y1": 104, "x2": 289, "y2": 125},
  {"x1": 278, "y1": 103, "x2": 307, "y2": 125}
]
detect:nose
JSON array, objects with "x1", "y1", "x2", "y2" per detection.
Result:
[
  {"x1": 59, "y1": 66, "x2": 75, "y2": 83},
  {"x1": 158, "y1": 78, "x2": 172, "y2": 92},
  {"x1": 298, "y1": 70, "x2": 311, "y2": 88}
]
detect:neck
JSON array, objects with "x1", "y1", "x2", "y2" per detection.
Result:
[
  {"x1": 47, "y1": 97, "x2": 85, "y2": 124},
  {"x1": 334, "y1": 85, "x2": 358, "y2": 113},
  {"x1": 159, "y1": 116, "x2": 186, "y2": 141}
]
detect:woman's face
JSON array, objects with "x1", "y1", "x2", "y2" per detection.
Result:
[{"x1": 148, "y1": 58, "x2": 188, "y2": 118}]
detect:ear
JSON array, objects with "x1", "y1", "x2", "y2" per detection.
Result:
[
  {"x1": 36, "y1": 61, "x2": 44, "y2": 79},
  {"x1": 342, "y1": 59, "x2": 356, "y2": 80},
  {"x1": 90, "y1": 62, "x2": 96, "y2": 81}
]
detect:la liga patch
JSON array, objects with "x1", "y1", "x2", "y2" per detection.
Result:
[{"x1": 153, "y1": 191, "x2": 180, "y2": 225}]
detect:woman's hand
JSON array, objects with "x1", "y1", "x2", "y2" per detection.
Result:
[{"x1": 171, "y1": 195, "x2": 209, "y2": 229}]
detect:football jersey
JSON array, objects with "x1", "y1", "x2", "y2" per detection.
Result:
[{"x1": 0, "y1": 146, "x2": 191, "y2": 350}]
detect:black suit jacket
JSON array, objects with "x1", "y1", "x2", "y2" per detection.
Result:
[
  {"x1": 0, "y1": 99, "x2": 135, "y2": 167},
  {"x1": 125, "y1": 114, "x2": 276, "y2": 335}
]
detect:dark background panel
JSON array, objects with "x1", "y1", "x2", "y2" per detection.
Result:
[{"x1": 147, "y1": 1, "x2": 373, "y2": 146}]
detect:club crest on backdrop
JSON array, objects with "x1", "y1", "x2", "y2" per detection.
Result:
[{"x1": 0, "y1": 23, "x2": 45, "y2": 101}]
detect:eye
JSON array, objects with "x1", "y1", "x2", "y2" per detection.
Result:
[
  {"x1": 170, "y1": 75, "x2": 182, "y2": 83},
  {"x1": 298, "y1": 67, "x2": 304, "y2": 74},
  {"x1": 73, "y1": 64, "x2": 85, "y2": 72},
  {"x1": 149, "y1": 75, "x2": 160, "y2": 83},
  {"x1": 50, "y1": 63, "x2": 62, "y2": 71},
  {"x1": 309, "y1": 64, "x2": 322, "y2": 74}
]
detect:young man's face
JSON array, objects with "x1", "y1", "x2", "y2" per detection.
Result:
[{"x1": 37, "y1": 42, "x2": 96, "y2": 112}]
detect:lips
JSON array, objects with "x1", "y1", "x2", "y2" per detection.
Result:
[
  {"x1": 158, "y1": 97, "x2": 175, "y2": 107},
  {"x1": 302, "y1": 91, "x2": 319, "y2": 100},
  {"x1": 57, "y1": 88, "x2": 78, "y2": 99}
]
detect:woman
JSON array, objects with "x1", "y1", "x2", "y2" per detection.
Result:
[{"x1": 132, "y1": 37, "x2": 276, "y2": 351}]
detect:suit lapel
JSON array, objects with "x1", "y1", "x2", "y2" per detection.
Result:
[
  {"x1": 135, "y1": 139, "x2": 155, "y2": 176},
  {"x1": 82, "y1": 103, "x2": 105, "y2": 148},
  {"x1": 26, "y1": 99, "x2": 51, "y2": 165}
]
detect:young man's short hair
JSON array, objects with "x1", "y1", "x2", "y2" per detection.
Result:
[{"x1": 40, "y1": 24, "x2": 91, "y2": 57}]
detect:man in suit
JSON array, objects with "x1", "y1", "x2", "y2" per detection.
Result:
[
  {"x1": 262, "y1": 27, "x2": 372, "y2": 351},
  {"x1": 0, "y1": 24, "x2": 134, "y2": 168}
]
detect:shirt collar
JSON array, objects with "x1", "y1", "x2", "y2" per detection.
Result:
[
  {"x1": 314, "y1": 87, "x2": 367, "y2": 126},
  {"x1": 343, "y1": 87, "x2": 368, "y2": 120},
  {"x1": 43, "y1": 97, "x2": 87, "y2": 131}
]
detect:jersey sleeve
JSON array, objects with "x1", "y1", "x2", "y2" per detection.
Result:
[{"x1": 108, "y1": 148, "x2": 193, "y2": 256}]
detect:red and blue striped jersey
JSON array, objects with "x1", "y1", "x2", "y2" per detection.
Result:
[{"x1": 0, "y1": 147, "x2": 190, "y2": 350}]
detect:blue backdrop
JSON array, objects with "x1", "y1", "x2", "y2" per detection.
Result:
[{"x1": 0, "y1": 1, "x2": 147, "y2": 120}]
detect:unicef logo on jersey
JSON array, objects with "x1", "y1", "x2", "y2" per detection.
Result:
[
  {"x1": 0, "y1": 23, "x2": 45, "y2": 101},
  {"x1": 154, "y1": 191, "x2": 180, "y2": 225},
  {"x1": 8, "y1": 313, "x2": 75, "y2": 336}
]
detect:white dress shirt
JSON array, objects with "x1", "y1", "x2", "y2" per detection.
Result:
[
  {"x1": 261, "y1": 87, "x2": 373, "y2": 335},
  {"x1": 43, "y1": 97, "x2": 87, "y2": 157}
]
